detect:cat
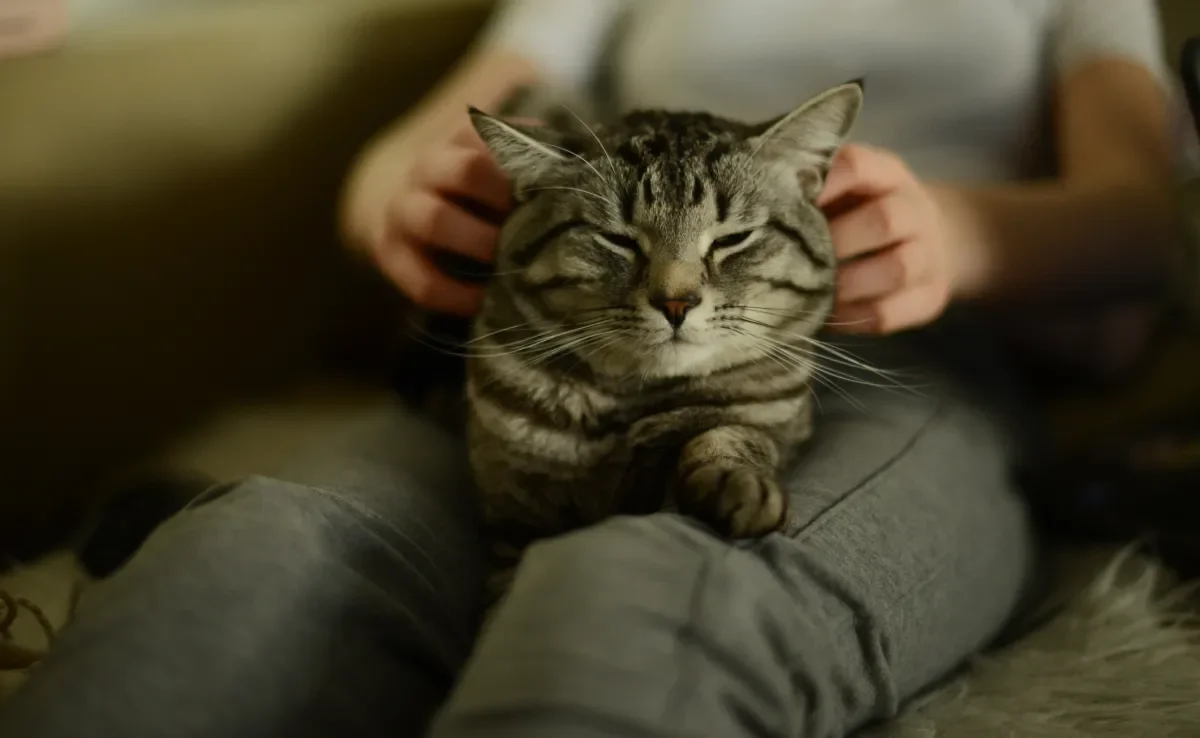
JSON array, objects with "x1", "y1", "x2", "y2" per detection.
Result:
[{"x1": 463, "y1": 81, "x2": 864, "y2": 596}]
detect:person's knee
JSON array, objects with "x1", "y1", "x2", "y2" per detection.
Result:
[
  {"x1": 516, "y1": 514, "x2": 718, "y2": 592},
  {"x1": 110, "y1": 477, "x2": 387, "y2": 611},
  {"x1": 22, "y1": 477, "x2": 476, "y2": 738},
  {"x1": 450, "y1": 514, "x2": 858, "y2": 737},
  {"x1": 135, "y1": 476, "x2": 485, "y2": 646}
]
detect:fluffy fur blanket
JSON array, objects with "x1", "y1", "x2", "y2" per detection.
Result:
[{"x1": 871, "y1": 546, "x2": 1200, "y2": 737}]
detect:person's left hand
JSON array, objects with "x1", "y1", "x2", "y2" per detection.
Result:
[{"x1": 817, "y1": 144, "x2": 956, "y2": 334}]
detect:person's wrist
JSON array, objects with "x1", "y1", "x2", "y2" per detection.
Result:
[
  {"x1": 930, "y1": 184, "x2": 992, "y2": 301},
  {"x1": 339, "y1": 121, "x2": 420, "y2": 254}
]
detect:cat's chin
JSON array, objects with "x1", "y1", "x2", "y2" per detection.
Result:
[{"x1": 589, "y1": 340, "x2": 750, "y2": 380}]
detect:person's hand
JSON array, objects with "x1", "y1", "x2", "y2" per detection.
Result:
[
  {"x1": 345, "y1": 117, "x2": 513, "y2": 316},
  {"x1": 817, "y1": 144, "x2": 956, "y2": 334}
]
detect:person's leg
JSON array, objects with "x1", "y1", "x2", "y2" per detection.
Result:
[
  {"x1": 0, "y1": 402, "x2": 485, "y2": 738},
  {"x1": 429, "y1": 321, "x2": 1039, "y2": 738}
]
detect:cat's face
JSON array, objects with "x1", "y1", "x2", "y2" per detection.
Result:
[{"x1": 472, "y1": 83, "x2": 863, "y2": 379}]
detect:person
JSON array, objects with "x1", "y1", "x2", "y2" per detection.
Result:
[{"x1": 0, "y1": 1, "x2": 1184, "y2": 736}]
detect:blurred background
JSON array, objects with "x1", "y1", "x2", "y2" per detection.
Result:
[{"x1": 1, "y1": 0, "x2": 1199, "y2": 559}]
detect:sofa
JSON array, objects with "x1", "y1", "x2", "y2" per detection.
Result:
[
  {"x1": 0, "y1": 0, "x2": 493, "y2": 556},
  {"x1": 2, "y1": 0, "x2": 1200, "y2": 560}
]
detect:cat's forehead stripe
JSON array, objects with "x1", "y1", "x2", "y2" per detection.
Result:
[
  {"x1": 609, "y1": 111, "x2": 743, "y2": 168},
  {"x1": 603, "y1": 111, "x2": 747, "y2": 223},
  {"x1": 641, "y1": 175, "x2": 656, "y2": 207},
  {"x1": 715, "y1": 191, "x2": 731, "y2": 222}
]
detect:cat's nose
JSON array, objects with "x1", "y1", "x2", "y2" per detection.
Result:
[{"x1": 651, "y1": 292, "x2": 702, "y2": 328}]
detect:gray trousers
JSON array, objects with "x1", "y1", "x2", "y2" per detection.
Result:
[{"x1": 0, "y1": 323, "x2": 1037, "y2": 738}]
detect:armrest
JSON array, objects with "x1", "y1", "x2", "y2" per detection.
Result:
[{"x1": 0, "y1": 0, "x2": 494, "y2": 550}]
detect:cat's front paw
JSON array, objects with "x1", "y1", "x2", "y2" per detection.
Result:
[{"x1": 677, "y1": 464, "x2": 788, "y2": 538}]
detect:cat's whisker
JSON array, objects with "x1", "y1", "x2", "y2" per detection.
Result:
[
  {"x1": 420, "y1": 318, "x2": 621, "y2": 359},
  {"x1": 466, "y1": 322, "x2": 536, "y2": 345},
  {"x1": 759, "y1": 344, "x2": 864, "y2": 410},
  {"x1": 766, "y1": 341, "x2": 925, "y2": 398},
  {"x1": 542, "y1": 141, "x2": 613, "y2": 189},
  {"x1": 497, "y1": 320, "x2": 623, "y2": 357},
  {"x1": 733, "y1": 306, "x2": 839, "y2": 329},
  {"x1": 811, "y1": 355, "x2": 929, "y2": 390},
  {"x1": 743, "y1": 127, "x2": 776, "y2": 171},
  {"x1": 572, "y1": 333, "x2": 629, "y2": 370},
  {"x1": 728, "y1": 327, "x2": 799, "y2": 378},
  {"x1": 523, "y1": 186, "x2": 616, "y2": 208},
  {"x1": 811, "y1": 373, "x2": 868, "y2": 411},
  {"x1": 481, "y1": 267, "x2": 538, "y2": 279},
  {"x1": 518, "y1": 323, "x2": 628, "y2": 358},
  {"x1": 569, "y1": 304, "x2": 639, "y2": 316},
  {"x1": 732, "y1": 324, "x2": 913, "y2": 406},
  {"x1": 791, "y1": 334, "x2": 923, "y2": 382},
  {"x1": 557, "y1": 327, "x2": 631, "y2": 353},
  {"x1": 525, "y1": 331, "x2": 629, "y2": 368},
  {"x1": 786, "y1": 334, "x2": 909, "y2": 377},
  {"x1": 824, "y1": 317, "x2": 877, "y2": 329},
  {"x1": 764, "y1": 339, "x2": 917, "y2": 392},
  {"x1": 731, "y1": 314, "x2": 915, "y2": 382},
  {"x1": 736, "y1": 330, "x2": 863, "y2": 411},
  {"x1": 400, "y1": 314, "x2": 476, "y2": 351},
  {"x1": 733, "y1": 305, "x2": 872, "y2": 330},
  {"x1": 470, "y1": 317, "x2": 615, "y2": 349},
  {"x1": 560, "y1": 104, "x2": 617, "y2": 179},
  {"x1": 437, "y1": 266, "x2": 527, "y2": 281},
  {"x1": 734, "y1": 305, "x2": 823, "y2": 315}
]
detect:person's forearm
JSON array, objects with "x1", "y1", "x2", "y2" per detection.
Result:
[
  {"x1": 339, "y1": 47, "x2": 542, "y2": 249},
  {"x1": 377, "y1": 47, "x2": 542, "y2": 150},
  {"x1": 936, "y1": 176, "x2": 1183, "y2": 306}
]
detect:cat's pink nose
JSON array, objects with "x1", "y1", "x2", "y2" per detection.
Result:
[{"x1": 651, "y1": 292, "x2": 702, "y2": 328}]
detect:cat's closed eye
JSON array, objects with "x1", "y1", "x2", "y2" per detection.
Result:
[
  {"x1": 595, "y1": 232, "x2": 641, "y2": 253},
  {"x1": 711, "y1": 230, "x2": 756, "y2": 250}
]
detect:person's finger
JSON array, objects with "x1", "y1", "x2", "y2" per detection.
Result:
[
  {"x1": 827, "y1": 191, "x2": 923, "y2": 261},
  {"x1": 417, "y1": 144, "x2": 513, "y2": 215},
  {"x1": 376, "y1": 240, "x2": 485, "y2": 316},
  {"x1": 453, "y1": 124, "x2": 491, "y2": 149},
  {"x1": 391, "y1": 191, "x2": 500, "y2": 263},
  {"x1": 829, "y1": 283, "x2": 948, "y2": 335},
  {"x1": 817, "y1": 144, "x2": 910, "y2": 210},
  {"x1": 835, "y1": 239, "x2": 933, "y2": 303}
]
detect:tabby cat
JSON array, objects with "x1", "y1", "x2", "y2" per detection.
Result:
[{"x1": 464, "y1": 82, "x2": 864, "y2": 591}]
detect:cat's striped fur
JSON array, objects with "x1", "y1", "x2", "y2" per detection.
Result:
[{"x1": 466, "y1": 83, "x2": 864, "y2": 593}]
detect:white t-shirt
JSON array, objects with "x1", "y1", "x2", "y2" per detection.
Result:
[{"x1": 483, "y1": 0, "x2": 1176, "y2": 183}]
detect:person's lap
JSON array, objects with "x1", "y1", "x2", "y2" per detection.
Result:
[
  {"x1": 0, "y1": 316, "x2": 1038, "y2": 738},
  {"x1": 430, "y1": 319, "x2": 1037, "y2": 737},
  {"x1": 0, "y1": 407, "x2": 488, "y2": 737}
]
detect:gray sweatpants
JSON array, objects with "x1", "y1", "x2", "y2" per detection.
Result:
[{"x1": 0, "y1": 320, "x2": 1037, "y2": 738}]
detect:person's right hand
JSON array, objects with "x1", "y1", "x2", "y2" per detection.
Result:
[{"x1": 350, "y1": 118, "x2": 513, "y2": 316}]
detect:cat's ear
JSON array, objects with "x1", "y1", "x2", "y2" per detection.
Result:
[
  {"x1": 468, "y1": 107, "x2": 570, "y2": 187},
  {"x1": 749, "y1": 81, "x2": 864, "y2": 199}
]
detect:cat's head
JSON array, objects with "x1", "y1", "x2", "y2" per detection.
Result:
[{"x1": 470, "y1": 82, "x2": 863, "y2": 379}]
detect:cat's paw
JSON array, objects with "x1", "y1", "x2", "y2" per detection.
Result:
[{"x1": 677, "y1": 464, "x2": 788, "y2": 538}]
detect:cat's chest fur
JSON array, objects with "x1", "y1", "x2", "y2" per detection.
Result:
[{"x1": 465, "y1": 353, "x2": 812, "y2": 536}]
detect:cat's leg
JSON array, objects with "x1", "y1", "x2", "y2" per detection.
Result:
[{"x1": 674, "y1": 425, "x2": 788, "y2": 538}]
